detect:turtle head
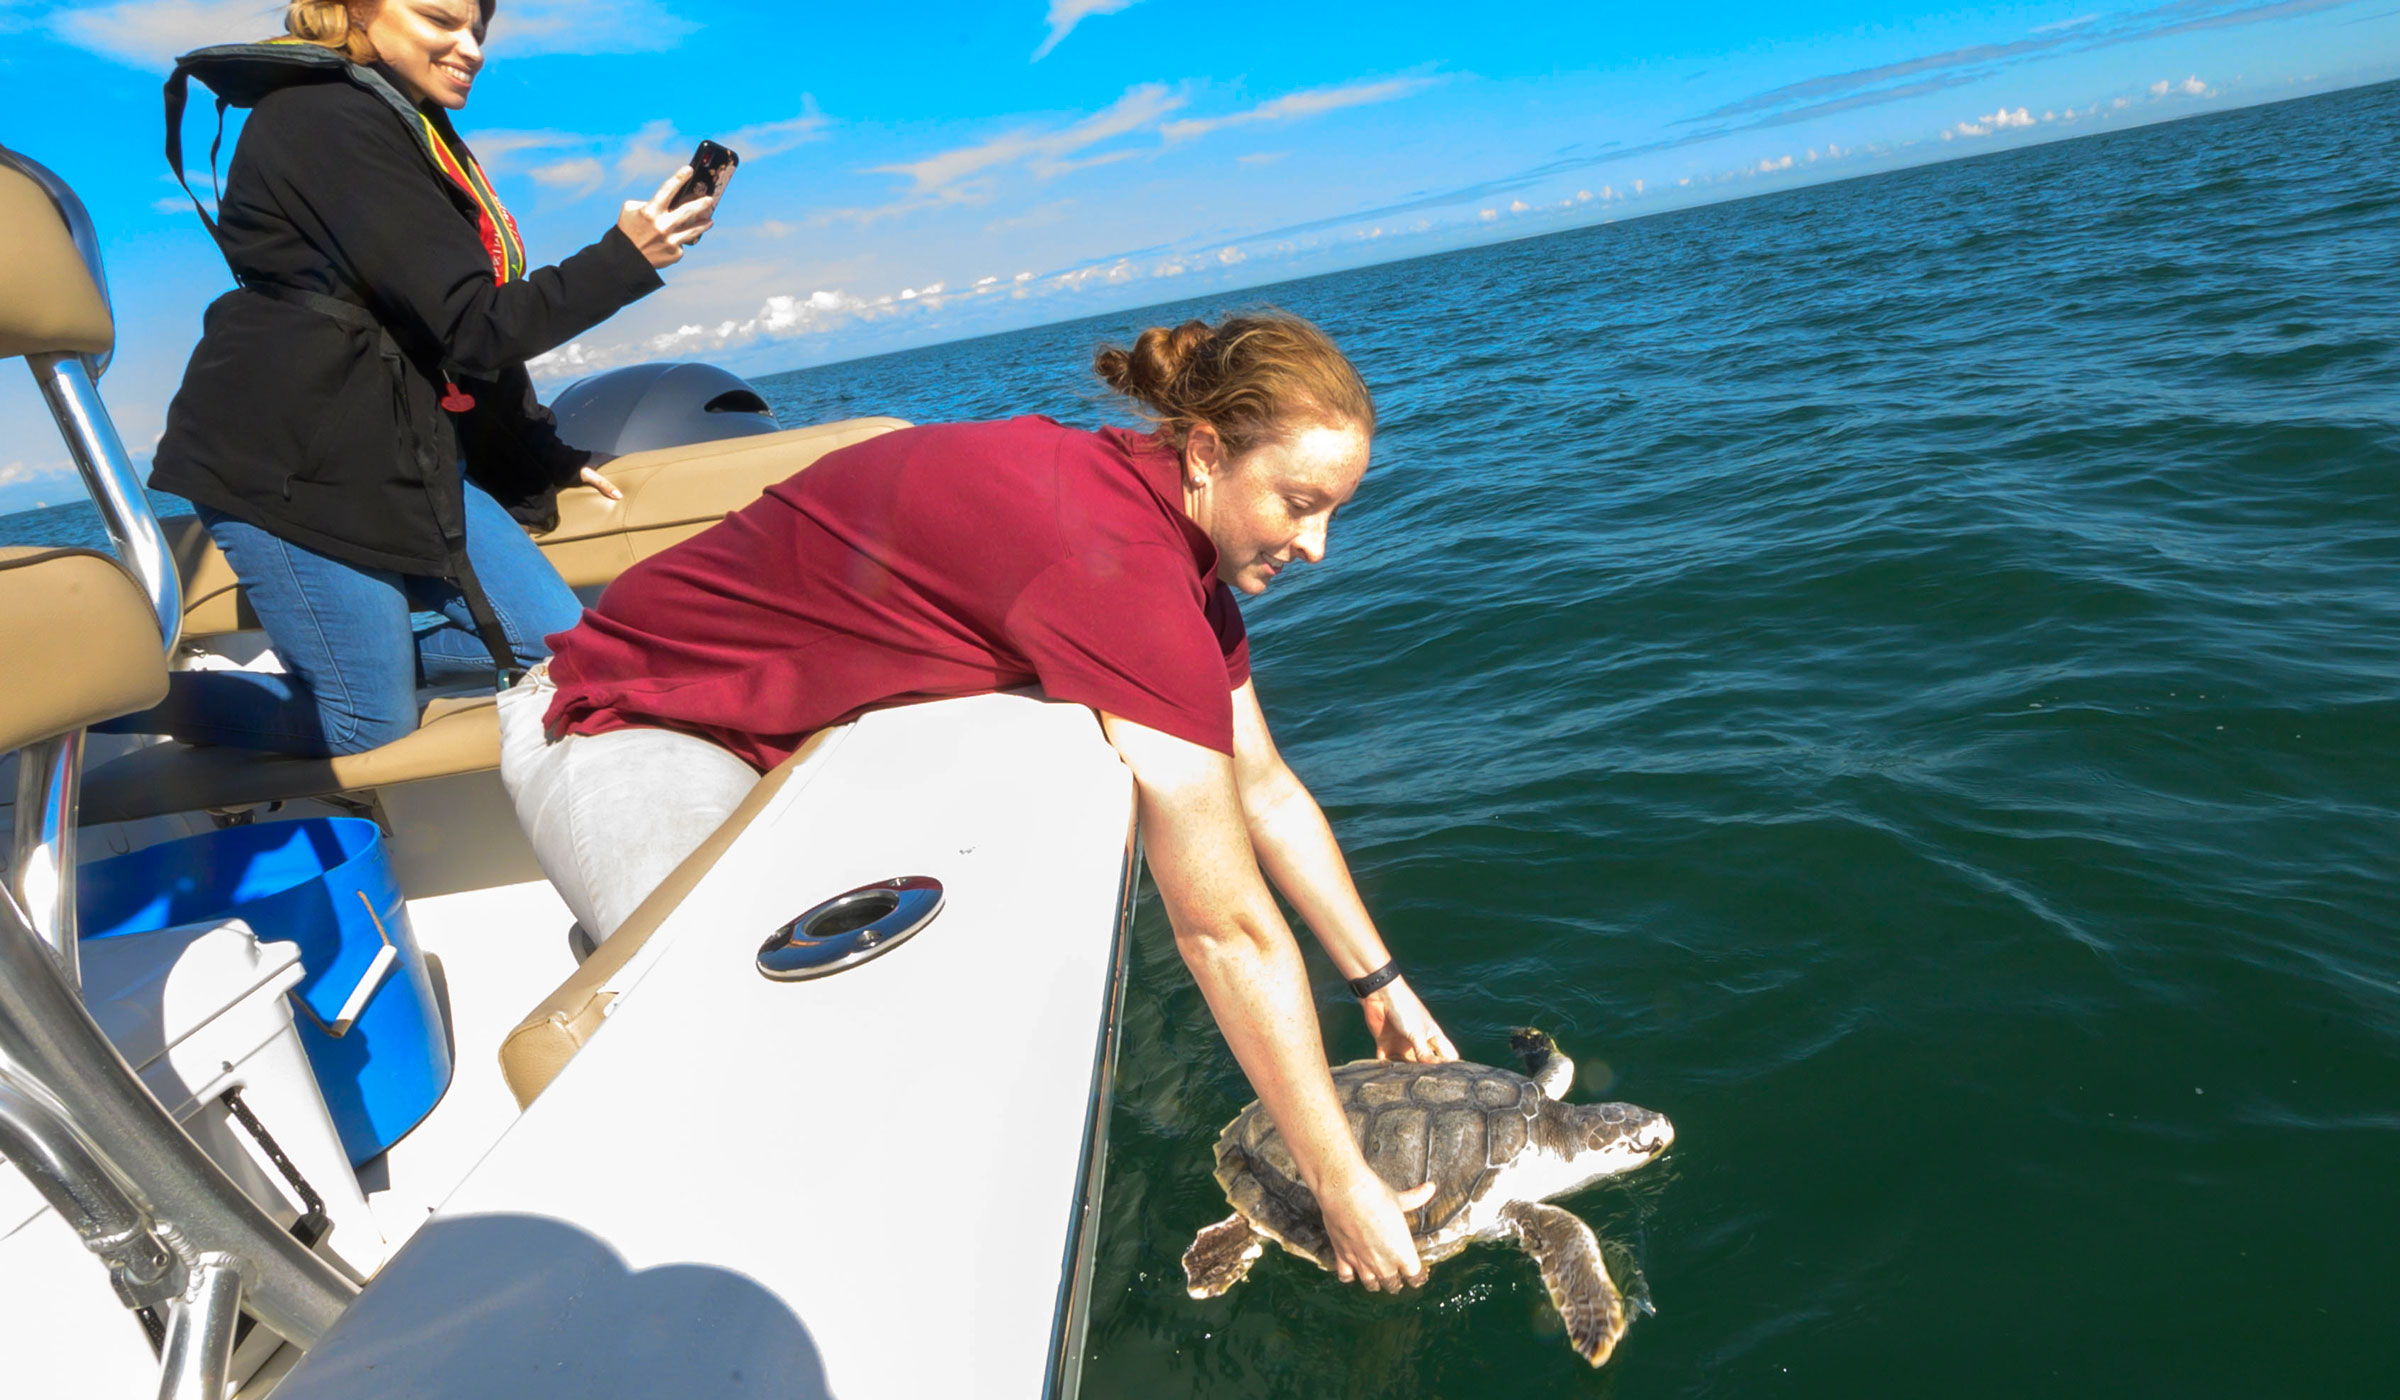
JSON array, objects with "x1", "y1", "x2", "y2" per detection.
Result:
[{"x1": 1568, "y1": 1102, "x2": 1676, "y2": 1176}]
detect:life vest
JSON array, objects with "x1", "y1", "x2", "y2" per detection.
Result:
[{"x1": 167, "y1": 39, "x2": 526, "y2": 290}]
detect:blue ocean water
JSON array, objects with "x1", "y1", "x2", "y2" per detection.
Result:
[
  {"x1": 9, "y1": 79, "x2": 2395, "y2": 1397},
  {"x1": 756, "y1": 83, "x2": 2400, "y2": 1397}
]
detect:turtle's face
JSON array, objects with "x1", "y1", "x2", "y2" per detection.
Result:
[{"x1": 1575, "y1": 1103, "x2": 1675, "y2": 1173}]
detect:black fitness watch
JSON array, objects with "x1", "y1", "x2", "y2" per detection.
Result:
[{"x1": 1347, "y1": 960, "x2": 1403, "y2": 998}]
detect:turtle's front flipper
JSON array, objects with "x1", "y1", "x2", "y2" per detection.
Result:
[
  {"x1": 1183, "y1": 1213, "x2": 1266, "y2": 1298},
  {"x1": 1499, "y1": 1200, "x2": 1628, "y2": 1367},
  {"x1": 1510, "y1": 1027, "x2": 1575, "y2": 1100}
]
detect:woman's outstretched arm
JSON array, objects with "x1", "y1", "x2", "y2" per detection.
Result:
[
  {"x1": 1102, "y1": 711, "x2": 1434, "y2": 1294},
  {"x1": 1229, "y1": 680, "x2": 1458, "y2": 1064},
  {"x1": 247, "y1": 84, "x2": 667, "y2": 377}
]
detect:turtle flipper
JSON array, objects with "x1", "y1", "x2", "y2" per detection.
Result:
[
  {"x1": 1499, "y1": 1200, "x2": 1628, "y2": 1367},
  {"x1": 1510, "y1": 1027, "x2": 1575, "y2": 1100},
  {"x1": 1183, "y1": 1213, "x2": 1266, "y2": 1299}
]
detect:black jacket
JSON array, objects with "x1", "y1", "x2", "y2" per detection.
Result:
[{"x1": 152, "y1": 55, "x2": 661, "y2": 576}]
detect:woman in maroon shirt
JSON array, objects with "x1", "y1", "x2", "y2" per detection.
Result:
[{"x1": 500, "y1": 312, "x2": 1457, "y2": 1294}]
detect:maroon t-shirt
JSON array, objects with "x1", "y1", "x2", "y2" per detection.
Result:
[{"x1": 542, "y1": 417, "x2": 1251, "y2": 771}]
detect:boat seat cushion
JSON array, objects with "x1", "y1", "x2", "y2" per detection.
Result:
[
  {"x1": 0, "y1": 549, "x2": 166, "y2": 752},
  {"x1": 496, "y1": 727, "x2": 837, "y2": 1107},
  {"x1": 169, "y1": 417, "x2": 910, "y2": 637},
  {"x1": 0, "y1": 167, "x2": 113, "y2": 361},
  {"x1": 78, "y1": 694, "x2": 498, "y2": 826}
]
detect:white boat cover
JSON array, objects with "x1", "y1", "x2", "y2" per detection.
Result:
[{"x1": 272, "y1": 692, "x2": 1138, "y2": 1399}]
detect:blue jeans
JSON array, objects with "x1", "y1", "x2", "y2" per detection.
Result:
[{"x1": 104, "y1": 482, "x2": 583, "y2": 756}]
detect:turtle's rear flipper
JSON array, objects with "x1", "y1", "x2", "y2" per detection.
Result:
[
  {"x1": 1499, "y1": 1200, "x2": 1628, "y2": 1367},
  {"x1": 1183, "y1": 1213, "x2": 1266, "y2": 1299}
]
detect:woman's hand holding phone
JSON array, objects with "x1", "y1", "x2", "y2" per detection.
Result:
[{"x1": 618, "y1": 166, "x2": 717, "y2": 270}]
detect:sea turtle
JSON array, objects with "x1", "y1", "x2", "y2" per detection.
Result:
[{"x1": 1182, "y1": 1029, "x2": 1674, "y2": 1367}]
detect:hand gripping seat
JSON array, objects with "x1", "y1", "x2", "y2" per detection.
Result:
[{"x1": 79, "y1": 418, "x2": 909, "y2": 826}]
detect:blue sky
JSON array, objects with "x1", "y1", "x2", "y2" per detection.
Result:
[{"x1": 1, "y1": 0, "x2": 2395, "y2": 512}]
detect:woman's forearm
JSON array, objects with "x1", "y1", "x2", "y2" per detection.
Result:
[
  {"x1": 1245, "y1": 768, "x2": 1391, "y2": 981},
  {"x1": 1170, "y1": 899, "x2": 1371, "y2": 1195}
]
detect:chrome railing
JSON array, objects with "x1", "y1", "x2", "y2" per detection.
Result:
[
  {"x1": 30, "y1": 350, "x2": 184, "y2": 650},
  {"x1": 0, "y1": 1058, "x2": 186, "y2": 1313},
  {"x1": 0, "y1": 149, "x2": 355, "y2": 1395},
  {"x1": 5, "y1": 149, "x2": 179, "y2": 987},
  {"x1": 157, "y1": 1260, "x2": 247, "y2": 1400},
  {"x1": 0, "y1": 884, "x2": 360, "y2": 1350},
  {"x1": 8, "y1": 731, "x2": 85, "y2": 990},
  {"x1": 1, "y1": 145, "x2": 181, "y2": 649}
]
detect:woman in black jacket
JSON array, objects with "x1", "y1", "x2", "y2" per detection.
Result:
[{"x1": 118, "y1": 0, "x2": 715, "y2": 756}]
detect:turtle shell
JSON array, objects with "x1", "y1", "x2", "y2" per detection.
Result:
[{"x1": 1212, "y1": 1058, "x2": 1547, "y2": 1270}]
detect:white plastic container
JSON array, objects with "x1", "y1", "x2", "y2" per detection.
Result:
[{"x1": 0, "y1": 916, "x2": 386, "y2": 1395}]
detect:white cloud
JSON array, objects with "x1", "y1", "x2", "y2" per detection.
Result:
[
  {"x1": 1159, "y1": 76, "x2": 1435, "y2": 143},
  {"x1": 474, "y1": 99, "x2": 825, "y2": 203},
  {"x1": 48, "y1": 0, "x2": 279, "y2": 67},
  {"x1": 529, "y1": 157, "x2": 607, "y2": 196},
  {"x1": 0, "y1": 458, "x2": 71, "y2": 489},
  {"x1": 2152, "y1": 74, "x2": 2214, "y2": 98},
  {"x1": 726, "y1": 101, "x2": 831, "y2": 158},
  {"x1": 616, "y1": 120, "x2": 693, "y2": 184},
  {"x1": 45, "y1": 0, "x2": 694, "y2": 68},
  {"x1": 1951, "y1": 106, "x2": 2035, "y2": 138},
  {"x1": 858, "y1": 83, "x2": 1183, "y2": 214},
  {"x1": 462, "y1": 130, "x2": 588, "y2": 167},
  {"x1": 1033, "y1": 0, "x2": 1142, "y2": 61},
  {"x1": 486, "y1": 0, "x2": 698, "y2": 56},
  {"x1": 525, "y1": 234, "x2": 1303, "y2": 378}
]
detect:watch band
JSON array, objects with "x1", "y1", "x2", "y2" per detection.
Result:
[{"x1": 1347, "y1": 960, "x2": 1403, "y2": 998}]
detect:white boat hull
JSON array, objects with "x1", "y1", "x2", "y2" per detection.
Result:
[{"x1": 271, "y1": 691, "x2": 1139, "y2": 1399}]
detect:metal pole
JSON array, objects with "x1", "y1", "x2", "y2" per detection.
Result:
[
  {"x1": 9, "y1": 731, "x2": 84, "y2": 990},
  {"x1": 0, "y1": 1059, "x2": 185, "y2": 1311},
  {"x1": 0, "y1": 885, "x2": 357, "y2": 1345},
  {"x1": 157, "y1": 1260, "x2": 245, "y2": 1400},
  {"x1": 29, "y1": 352, "x2": 182, "y2": 653}
]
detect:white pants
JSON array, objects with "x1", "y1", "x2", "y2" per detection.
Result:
[{"x1": 497, "y1": 665, "x2": 761, "y2": 943}]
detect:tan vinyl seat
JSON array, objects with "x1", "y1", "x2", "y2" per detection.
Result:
[
  {"x1": 533, "y1": 417, "x2": 909, "y2": 593},
  {"x1": 496, "y1": 727, "x2": 837, "y2": 1107},
  {"x1": 0, "y1": 164, "x2": 113, "y2": 359},
  {"x1": 78, "y1": 693, "x2": 500, "y2": 825},
  {"x1": 81, "y1": 418, "x2": 908, "y2": 823},
  {"x1": 169, "y1": 417, "x2": 910, "y2": 638},
  {"x1": 0, "y1": 549, "x2": 166, "y2": 752}
]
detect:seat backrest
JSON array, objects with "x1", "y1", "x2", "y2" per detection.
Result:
[
  {"x1": 0, "y1": 163, "x2": 113, "y2": 362},
  {"x1": 165, "y1": 417, "x2": 912, "y2": 639},
  {"x1": 0, "y1": 549, "x2": 166, "y2": 752}
]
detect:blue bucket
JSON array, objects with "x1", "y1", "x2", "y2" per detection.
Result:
[{"x1": 79, "y1": 817, "x2": 452, "y2": 1166}]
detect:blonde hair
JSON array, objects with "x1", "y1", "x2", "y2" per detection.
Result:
[
  {"x1": 283, "y1": 1, "x2": 497, "y2": 63},
  {"x1": 1093, "y1": 311, "x2": 1375, "y2": 458},
  {"x1": 284, "y1": 1, "x2": 378, "y2": 63}
]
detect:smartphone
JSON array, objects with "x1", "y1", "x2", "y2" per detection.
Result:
[{"x1": 668, "y1": 139, "x2": 739, "y2": 241}]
